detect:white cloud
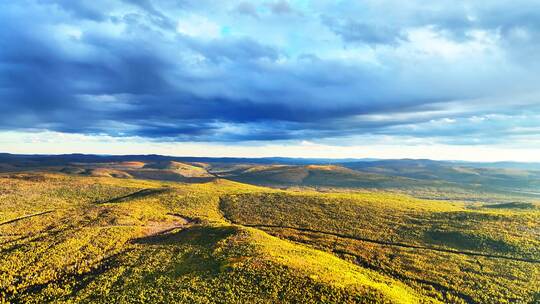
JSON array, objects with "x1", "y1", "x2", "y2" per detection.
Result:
[
  {"x1": 176, "y1": 15, "x2": 221, "y2": 39},
  {"x1": 403, "y1": 26, "x2": 498, "y2": 60}
]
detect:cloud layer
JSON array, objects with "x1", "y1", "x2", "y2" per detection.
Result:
[{"x1": 1, "y1": 0, "x2": 540, "y2": 146}]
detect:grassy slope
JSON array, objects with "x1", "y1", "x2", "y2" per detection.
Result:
[
  {"x1": 221, "y1": 192, "x2": 540, "y2": 303},
  {"x1": 0, "y1": 173, "x2": 433, "y2": 303},
  {"x1": 56, "y1": 161, "x2": 216, "y2": 183}
]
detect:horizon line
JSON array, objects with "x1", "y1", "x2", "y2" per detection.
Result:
[{"x1": 2, "y1": 151, "x2": 539, "y2": 164}]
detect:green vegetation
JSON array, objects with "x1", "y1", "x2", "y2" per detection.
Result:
[
  {"x1": 1, "y1": 165, "x2": 539, "y2": 303},
  {"x1": 221, "y1": 192, "x2": 540, "y2": 303},
  {"x1": 0, "y1": 173, "x2": 439, "y2": 303},
  {"x1": 483, "y1": 202, "x2": 539, "y2": 210}
]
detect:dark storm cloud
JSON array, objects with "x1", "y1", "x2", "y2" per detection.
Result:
[{"x1": 1, "y1": 0, "x2": 540, "y2": 144}]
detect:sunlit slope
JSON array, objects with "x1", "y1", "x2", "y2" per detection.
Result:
[
  {"x1": 0, "y1": 173, "x2": 437, "y2": 303},
  {"x1": 56, "y1": 160, "x2": 216, "y2": 183},
  {"x1": 221, "y1": 192, "x2": 540, "y2": 303},
  {"x1": 142, "y1": 160, "x2": 213, "y2": 177},
  {"x1": 221, "y1": 192, "x2": 540, "y2": 258}
]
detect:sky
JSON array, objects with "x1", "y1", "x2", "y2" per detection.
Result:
[{"x1": 2, "y1": 0, "x2": 540, "y2": 161}]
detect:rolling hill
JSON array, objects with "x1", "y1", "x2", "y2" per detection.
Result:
[
  {"x1": 0, "y1": 172, "x2": 440, "y2": 303},
  {"x1": 3, "y1": 153, "x2": 540, "y2": 203},
  {"x1": 217, "y1": 164, "x2": 421, "y2": 189},
  {"x1": 1, "y1": 171, "x2": 538, "y2": 303}
]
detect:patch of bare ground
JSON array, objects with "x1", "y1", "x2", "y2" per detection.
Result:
[{"x1": 141, "y1": 214, "x2": 199, "y2": 237}]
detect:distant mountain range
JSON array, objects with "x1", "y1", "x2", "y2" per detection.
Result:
[
  {"x1": 1, "y1": 152, "x2": 540, "y2": 170},
  {"x1": 0, "y1": 153, "x2": 375, "y2": 166},
  {"x1": 2, "y1": 153, "x2": 540, "y2": 202}
]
